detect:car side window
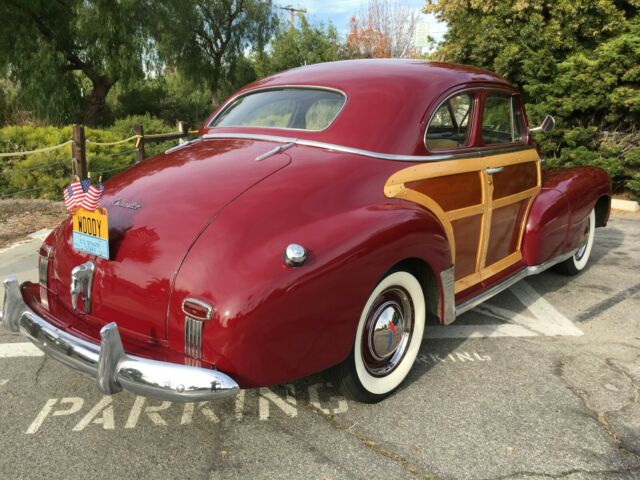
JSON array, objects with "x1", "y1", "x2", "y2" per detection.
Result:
[
  {"x1": 482, "y1": 94, "x2": 525, "y2": 145},
  {"x1": 425, "y1": 93, "x2": 473, "y2": 151}
]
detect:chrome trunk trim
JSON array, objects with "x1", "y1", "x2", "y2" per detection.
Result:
[
  {"x1": 455, "y1": 249, "x2": 578, "y2": 316},
  {"x1": 2, "y1": 276, "x2": 239, "y2": 402},
  {"x1": 184, "y1": 316, "x2": 204, "y2": 360}
]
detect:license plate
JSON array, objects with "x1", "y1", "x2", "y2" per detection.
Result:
[{"x1": 72, "y1": 208, "x2": 109, "y2": 259}]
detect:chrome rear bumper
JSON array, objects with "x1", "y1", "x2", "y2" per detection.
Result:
[{"x1": 1, "y1": 276, "x2": 239, "y2": 402}]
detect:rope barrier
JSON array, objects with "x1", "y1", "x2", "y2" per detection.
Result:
[
  {"x1": 0, "y1": 140, "x2": 73, "y2": 159},
  {"x1": 86, "y1": 135, "x2": 141, "y2": 146},
  {"x1": 0, "y1": 159, "x2": 67, "y2": 178},
  {"x1": 143, "y1": 131, "x2": 192, "y2": 139},
  {"x1": 0, "y1": 185, "x2": 49, "y2": 199}
]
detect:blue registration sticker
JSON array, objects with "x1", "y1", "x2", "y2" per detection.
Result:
[{"x1": 72, "y1": 232, "x2": 110, "y2": 259}]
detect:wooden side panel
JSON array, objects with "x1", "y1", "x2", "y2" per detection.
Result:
[
  {"x1": 492, "y1": 162, "x2": 537, "y2": 199},
  {"x1": 384, "y1": 147, "x2": 541, "y2": 295},
  {"x1": 406, "y1": 171, "x2": 482, "y2": 211},
  {"x1": 485, "y1": 200, "x2": 528, "y2": 266},
  {"x1": 452, "y1": 216, "x2": 482, "y2": 279}
]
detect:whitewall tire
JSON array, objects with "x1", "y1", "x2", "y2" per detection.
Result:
[
  {"x1": 555, "y1": 208, "x2": 596, "y2": 276},
  {"x1": 332, "y1": 270, "x2": 425, "y2": 403}
]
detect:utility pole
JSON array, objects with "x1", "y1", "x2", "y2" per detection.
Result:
[{"x1": 279, "y1": 5, "x2": 307, "y2": 30}]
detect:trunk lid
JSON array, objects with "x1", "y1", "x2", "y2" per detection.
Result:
[{"x1": 49, "y1": 138, "x2": 291, "y2": 341}]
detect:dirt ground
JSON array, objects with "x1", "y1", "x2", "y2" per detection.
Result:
[{"x1": 0, "y1": 200, "x2": 67, "y2": 249}]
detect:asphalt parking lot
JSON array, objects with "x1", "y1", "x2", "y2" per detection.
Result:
[{"x1": 1, "y1": 216, "x2": 639, "y2": 480}]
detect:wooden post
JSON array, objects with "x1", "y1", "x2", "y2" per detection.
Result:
[
  {"x1": 71, "y1": 124, "x2": 87, "y2": 179},
  {"x1": 134, "y1": 124, "x2": 145, "y2": 163},
  {"x1": 178, "y1": 121, "x2": 189, "y2": 144}
]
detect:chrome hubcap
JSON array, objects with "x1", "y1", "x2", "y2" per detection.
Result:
[
  {"x1": 575, "y1": 218, "x2": 591, "y2": 261},
  {"x1": 362, "y1": 287, "x2": 413, "y2": 376}
]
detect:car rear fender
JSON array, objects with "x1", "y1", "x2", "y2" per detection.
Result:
[{"x1": 170, "y1": 200, "x2": 452, "y2": 388}]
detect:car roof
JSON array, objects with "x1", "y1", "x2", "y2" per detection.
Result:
[
  {"x1": 254, "y1": 59, "x2": 510, "y2": 91},
  {"x1": 207, "y1": 59, "x2": 515, "y2": 156}
]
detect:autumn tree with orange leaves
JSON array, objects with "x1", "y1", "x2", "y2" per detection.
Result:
[{"x1": 346, "y1": 0, "x2": 419, "y2": 58}]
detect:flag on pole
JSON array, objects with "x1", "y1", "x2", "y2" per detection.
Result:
[
  {"x1": 81, "y1": 179, "x2": 104, "y2": 211},
  {"x1": 63, "y1": 179, "x2": 83, "y2": 213},
  {"x1": 63, "y1": 177, "x2": 104, "y2": 213}
]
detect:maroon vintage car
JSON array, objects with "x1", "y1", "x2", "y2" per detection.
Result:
[{"x1": 2, "y1": 59, "x2": 610, "y2": 403}]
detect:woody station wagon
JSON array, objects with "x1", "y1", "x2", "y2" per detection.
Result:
[{"x1": 2, "y1": 59, "x2": 611, "y2": 403}]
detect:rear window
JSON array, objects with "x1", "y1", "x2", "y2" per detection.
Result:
[{"x1": 210, "y1": 88, "x2": 346, "y2": 131}]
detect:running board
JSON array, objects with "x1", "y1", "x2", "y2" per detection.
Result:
[{"x1": 454, "y1": 249, "x2": 578, "y2": 317}]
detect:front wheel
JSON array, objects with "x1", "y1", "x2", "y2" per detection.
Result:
[
  {"x1": 555, "y1": 208, "x2": 596, "y2": 276},
  {"x1": 332, "y1": 271, "x2": 425, "y2": 403}
]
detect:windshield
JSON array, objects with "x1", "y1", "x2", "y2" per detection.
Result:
[{"x1": 210, "y1": 88, "x2": 346, "y2": 131}]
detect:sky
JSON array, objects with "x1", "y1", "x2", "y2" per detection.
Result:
[{"x1": 275, "y1": 1, "x2": 447, "y2": 49}]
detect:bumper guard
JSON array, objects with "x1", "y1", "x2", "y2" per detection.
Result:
[{"x1": 1, "y1": 276, "x2": 239, "y2": 402}]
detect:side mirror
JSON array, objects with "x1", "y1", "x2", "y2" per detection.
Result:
[{"x1": 530, "y1": 115, "x2": 555, "y2": 133}]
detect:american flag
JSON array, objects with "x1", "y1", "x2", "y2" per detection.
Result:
[
  {"x1": 80, "y1": 179, "x2": 104, "y2": 211},
  {"x1": 63, "y1": 178, "x2": 104, "y2": 213},
  {"x1": 62, "y1": 179, "x2": 83, "y2": 213}
]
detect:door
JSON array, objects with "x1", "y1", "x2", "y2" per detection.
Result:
[
  {"x1": 475, "y1": 92, "x2": 540, "y2": 283},
  {"x1": 384, "y1": 88, "x2": 541, "y2": 295},
  {"x1": 411, "y1": 90, "x2": 485, "y2": 283}
]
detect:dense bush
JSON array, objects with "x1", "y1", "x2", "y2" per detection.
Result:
[
  {"x1": 427, "y1": 1, "x2": 640, "y2": 199},
  {"x1": 0, "y1": 116, "x2": 175, "y2": 200}
]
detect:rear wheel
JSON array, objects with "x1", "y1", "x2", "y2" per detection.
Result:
[
  {"x1": 555, "y1": 208, "x2": 596, "y2": 276},
  {"x1": 332, "y1": 271, "x2": 425, "y2": 403}
]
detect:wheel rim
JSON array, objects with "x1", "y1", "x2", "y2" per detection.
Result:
[
  {"x1": 361, "y1": 287, "x2": 414, "y2": 377},
  {"x1": 575, "y1": 216, "x2": 592, "y2": 261}
]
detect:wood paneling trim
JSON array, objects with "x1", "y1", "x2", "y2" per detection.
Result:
[
  {"x1": 384, "y1": 148, "x2": 541, "y2": 295},
  {"x1": 493, "y1": 187, "x2": 540, "y2": 209},
  {"x1": 446, "y1": 204, "x2": 484, "y2": 221}
]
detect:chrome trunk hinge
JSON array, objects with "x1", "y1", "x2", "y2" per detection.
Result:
[{"x1": 70, "y1": 261, "x2": 95, "y2": 314}]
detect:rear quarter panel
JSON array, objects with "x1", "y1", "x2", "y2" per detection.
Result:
[{"x1": 169, "y1": 149, "x2": 452, "y2": 388}]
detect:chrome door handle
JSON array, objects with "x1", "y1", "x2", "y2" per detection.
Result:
[{"x1": 486, "y1": 166, "x2": 504, "y2": 175}]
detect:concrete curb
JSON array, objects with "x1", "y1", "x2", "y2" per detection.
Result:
[{"x1": 611, "y1": 199, "x2": 640, "y2": 213}]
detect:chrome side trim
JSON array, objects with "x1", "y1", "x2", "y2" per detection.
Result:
[
  {"x1": 439, "y1": 266, "x2": 456, "y2": 325},
  {"x1": 455, "y1": 249, "x2": 578, "y2": 316},
  {"x1": 202, "y1": 132, "x2": 535, "y2": 163},
  {"x1": 2, "y1": 277, "x2": 239, "y2": 402}
]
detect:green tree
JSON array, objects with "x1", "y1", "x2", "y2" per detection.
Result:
[
  {"x1": 0, "y1": 0, "x2": 153, "y2": 126},
  {"x1": 256, "y1": 15, "x2": 343, "y2": 76},
  {"x1": 425, "y1": 0, "x2": 640, "y2": 197},
  {"x1": 154, "y1": 0, "x2": 278, "y2": 104}
]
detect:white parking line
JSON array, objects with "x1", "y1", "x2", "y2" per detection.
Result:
[
  {"x1": 426, "y1": 323, "x2": 538, "y2": 339},
  {"x1": 0, "y1": 343, "x2": 44, "y2": 358},
  {"x1": 425, "y1": 280, "x2": 584, "y2": 339}
]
